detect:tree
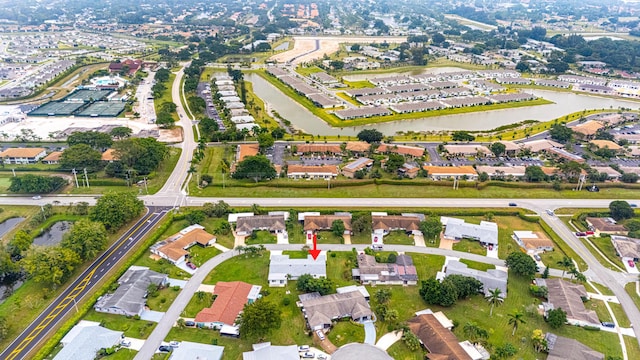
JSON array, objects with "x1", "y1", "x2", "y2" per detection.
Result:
[
  {"x1": 531, "y1": 329, "x2": 546, "y2": 352},
  {"x1": 8, "y1": 175, "x2": 67, "y2": 193},
  {"x1": 451, "y1": 131, "x2": 475, "y2": 142},
  {"x1": 232, "y1": 155, "x2": 276, "y2": 182},
  {"x1": 60, "y1": 144, "x2": 103, "y2": 172},
  {"x1": 61, "y1": 219, "x2": 108, "y2": 261},
  {"x1": 0, "y1": 245, "x2": 20, "y2": 284},
  {"x1": 255, "y1": 42, "x2": 271, "y2": 52},
  {"x1": 419, "y1": 215, "x2": 442, "y2": 243},
  {"x1": 620, "y1": 173, "x2": 639, "y2": 184},
  {"x1": 21, "y1": 246, "x2": 81, "y2": 287},
  {"x1": 505, "y1": 251, "x2": 538, "y2": 277},
  {"x1": 490, "y1": 142, "x2": 506, "y2": 157},
  {"x1": 494, "y1": 342, "x2": 518, "y2": 359},
  {"x1": 507, "y1": 310, "x2": 526, "y2": 336},
  {"x1": 357, "y1": 129, "x2": 383, "y2": 143},
  {"x1": 374, "y1": 288, "x2": 392, "y2": 305},
  {"x1": 524, "y1": 166, "x2": 547, "y2": 182},
  {"x1": 385, "y1": 153, "x2": 405, "y2": 173},
  {"x1": 546, "y1": 308, "x2": 567, "y2": 328},
  {"x1": 549, "y1": 124, "x2": 573, "y2": 143},
  {"x1": 238, "y1": 298, "x2": 282, "y2": 340},
  {"x1": 113, "y1": 137, "x2": 168, "y2": 175},
  {"x1": 331, "y1": 219, "x2": 345, "y2": 238},
  {"x1": 402, "y1": 328, "x2": 420, "y2": 351},
  {"x1": 444, "y1": 275, "x2": 483, "y2": 299},
  {"x1": 432, "y1": 33, "x2": 446, "y2": 44},
  {"x1": 271, "y1": 128, "x2": 285, "y2": 140},
  {"x1": 558, "y1": 161, "x2": 583, "y2": 181},
  {"x1": 296, "y1": 274, "x2": 334, "y2": 295},
  {"x1": 486, "y1": 288, "x2": 504, "y2": 316},
  {"x1": 203, "y1": 200, "x2": 231, "y2": 218},
  {"x1": 257, "y1": 132, "x2": 274, "y2": 152},
  {"x1": 8, "y1": 230, "x2": 32, "y2": 257},
  {"x1": 556, "y1": 256, "x2": 574, "y2": 278},
  {"x1": 67, "y1": 131, "x2": 113, "y2": 150},
  {"x1": 609, "y1": 200, "x2": 634, "y2": 221},
  {"x1": 419, "y1": 277, "x2": 458, "y2": 307},
  {"x1": 186, "y1": 210, "x2": 206, "y2": 225},
  {"x1": 155, "y1": 112, "x2": 175, "y2": 128},
  {"x1": 464, "y1": 322, "x2": 488, "y2": 344},
  {"x1": 110, "y1": 126, "x2": 132, "y2": 139},
  {"x1": 90, "y1": 192, "x2": 144, "y2": 232}
]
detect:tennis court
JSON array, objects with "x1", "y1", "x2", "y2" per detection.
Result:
[
  {"x1": 29, "y1": 101, "x2": 85, "y2": 116},
  {"x1": 76, "y1": 101, "x2": 125, "y2": 117},
  {"x1": 63, "y1": 89, "x2": 112, "y2": 102}
]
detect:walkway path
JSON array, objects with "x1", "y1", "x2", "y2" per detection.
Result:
[
  {"x1": 363, "y1": 321, "x2": 376, "y2": 345},
  {"x1": 375, "y1": 331, "x2": 403, "y2": 350}
]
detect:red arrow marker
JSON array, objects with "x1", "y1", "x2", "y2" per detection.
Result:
[{"x1": 309, "y1": 233, "x2": 321, "y2": 260}]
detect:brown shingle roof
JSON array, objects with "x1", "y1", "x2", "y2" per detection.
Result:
[
  {"x1": 300, "y1": 290, "x2": 372, "y2": 329},
  {"x1": 372, "y1": 215, "x2": 421, "y2": 232},
  {"x1": 376, "y1": 143, "x2": 424, "y2": 157},
  {"x1": 546, "y1": 279, "x2": 599, "y2": 324},
  {"x1": 238, "y1": 144, "x2": 259, "y2": 161},
  {"x1": 345, "y1": 141, "x2": 370, "y2": 152},
  {"x1": 408, "y1": 314, "x2": 472, "y2": 360},
  {"x1": 101, "y1": 149, "x2": 118, "y2": 161},
  {"x1": 235, "y1": 215, "x2": 286, "y2": 234},
  {"x1": 572, "y1": 120, "x2": 604, "y2": 136},
  {"x1": 589, "y1": 140, "x2": 622, "y2": 150},
  {"x1": 0, "y1": 147, "x2": 45, "y2": 158},
  {"x1": 195, "y1": 281, "x2": 253, "y2": 325},
  {"x1": 304, "y1": 215, "x2": 352, "y2": 232},
  {"x1": 586, "y1": 217, "x2": 628, "y2": 233},
  {"x1": 296, "y1": 144, "x2": 342, "y2": 154},
  {"x1": 42, "y1": 151, "x2": 62, "y2": 162}
]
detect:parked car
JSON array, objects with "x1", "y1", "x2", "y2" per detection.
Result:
[
  {"x1": 488, "y1": 244, "x2": 494, "y2": 251},
  {"x1": 546, "y1": 209, "x2": 554, "y2": 216},
  {"x1": 298, "y1": 345, "x2": 310, "y2": 352},
  {"x1": 629, "y1": 260, "x2": 636, "y2": 268},
  {"x1": 508, "y1": 202, "x2": 517, "y2": 207},
  {"x1": 534, "y1": 255, "x2": 541, "y2": 261},
  {"x1": 575, "y1": 232, "x2": 586, "y2": 237},
  {"x1": 31, "y1": 195, "x2": 42, "y2": 200},
  {"x1": 317, "y1": 354, "x2": 327, "y2": 360},
  {"x1": 631, "y1": 204, "x2": 638, "y2": 208},
  {"x1": 185, "y1": 320, "x2": 195, "y2": 327},
  {"x1": 586, "y1": 231, "x2": 595, "y2": 235},
  {"x1": 316, "y1": 329, "x2": 326, "y2": 341},
  {"x1": 169, "y1": 341, "x2": 180, "y2": 348},
  {"x1": 120, "y1": 340, "x2": 131, "y2": 347},
  {"x1": 602, "y1": 322, "x2": 615, "y2": 328},
  {"x1": 301, "y1": 351, "x2": 315, "y2": 358},
  {"x1": 186, "y1": 262, "x2": 196, "y2": 270},
  {"x1": 158, "y1": 345, "x2": 173, "y2": 352}
]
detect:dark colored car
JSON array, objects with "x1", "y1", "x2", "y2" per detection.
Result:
[
  {"x1": 508, "y1": 202, "x2": 518, "y2": 207},
  {"x1": 186, "y1": 262, "x2": 196, "y2": 270},
  {"x1": 602, "y1": 322, "x2": 615, "y2": 328},
  {"x1": 159, "y1": 345, "x2": 173, "y2": 352},
  {"x1": 185, "y1": 320, "x2": 195, "y2": 327}
]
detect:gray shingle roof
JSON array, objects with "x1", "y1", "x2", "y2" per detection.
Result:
[
  {"x1": 94, "y1": 266, "x2": 166, "y2": 316},
  {"x1": 444, "y1": 260, "x2": 507, "y2": 296},
  {"x1": 268, "y1": 254, "x2": 327, "y2": 281},
  {"x1": 54, "y1": 321, "x2": 122, "y2": 360}
]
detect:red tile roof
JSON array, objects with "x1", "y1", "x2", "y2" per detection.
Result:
[{"x1": 195, "y1": 281, "x2": 253, "y2": 325}]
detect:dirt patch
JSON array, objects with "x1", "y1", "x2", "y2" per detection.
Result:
[{"x1": 157, "y1": 126, "x2": 183, "y2": 143}]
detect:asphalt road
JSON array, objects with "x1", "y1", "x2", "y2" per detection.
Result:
[{"x1": 0, "y1": 206, "x2": 170, "y2": 360}]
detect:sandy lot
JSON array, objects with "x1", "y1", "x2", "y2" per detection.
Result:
[{"x1": 269, "y1": 36, "x2": 407, "y2": 65}]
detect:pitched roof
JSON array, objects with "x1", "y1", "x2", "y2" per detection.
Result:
[
  {"x1": 238, "y1": 144, "x2": 259, "y2": 161},
  {"x1": 101, "y1": 148, "x2": 118, "y2": 161},
  {"x1": 243, "y1": 343, "x2": 299, "y2": 360},
  {"x1": 94, "y1": 266, "x2": 166, "y2": 316},
  {"x1": 376, "y1": 143, "x2": 425, "y2": 157},
  {"x1": 372, "y1": 215, "x2": 421, "y2": 231},
  {"x1": 514, "y1": 231, "x2": 554, "y2": 250},
  {"x1": 423, "y1": 166, "x2": 478, "y2": 176},
  {"x1": 586, "y1": 217, "x2": 628, "y2": 233},
  {"x1": 296, "y1": 143, "x2": 342, "y2": 154},
  {"x1": 572, "y1": 120, "x2": 604, "y2": 136},
  {"x1": 0, "y1": 147, "x2": 45, "y2": 158},
  {"x1": 54, "y1": 321, "x2": 122, "y2": 360},
  {"x1": 345, "y1": 141, "x2": 371, "y2": 152},
  {"x1": 611, "y1": 235, "x2": 640, "y2": 259},
  {"x1": 304, "y1": 215, "x2": 352, "y2": 231},
  {"x1": 268, "y1": 254, "x2": 327, "y2": 281},
  {"x1": 356, "y1": 254, "x2": 418, "y2": 282},
  {"x1": 545, "y1": 279, "x2": 599, "y2": 324},
  {"x1": 235, "y1": 215, "x2": 286, "y2": 234},
  {"x1": 589, "y1": 140, "x2": 622, "y2": 150},
  {"x1": 441, "y1": 217, "x2": 498, "y2": 245},
  {"x1": 407, "y1": 314, "x2": 472, "y2": 360},
  {"x1": 545, "y1": 333, "x2": 604, "y2": 360},
  {"x1": 42, "y1": 151, "x2": 63, "y2": 162},
  {"x1": 171, "y1": 341, "x2": 225, "y2": 360},
  {"x1": 195, "y1": 281, "x2": 261, "y2": 325},
  {"x1": 518, "y1": 139, "x2": 562, "y2": 152},
  {"x1": 444, "y1": 260, "x2": 507, "y2": 296},
  {"x1": 151, "y1": 224, "x2": 216, "y2": 262},
  {"x1": 287, "y1": 164, "x2": 338, "y2": 175},
  {"x1": 443, "y1": 144, "x2": 491, "y2": 156},
  {"x1": 300, "y1": 290, "x2": 372, "y2": 329}
]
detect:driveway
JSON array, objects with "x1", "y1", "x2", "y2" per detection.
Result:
[
  {"x1": 375, "y1": 331, "x2": 402, "y2": 350},
  {"x1": 363, "y1": 321, "x2": 376, "y2": 345},
  {"x1": 413, "y1": 234, "x2": 426, "y2": 247},
  {"x1": 140, "y1": 309, "x2": 165, "y2": 322},
  {"x1": 343, "y1": 233, "x2": 351, "y2": 245},
  {"x1": 277, "y1": 231, "x2": 289, "y2": 244},
  {"x1": 439, "y1": 238, "x2": 455, "y2": 250},
  {"x1": 316, "y1": 331, "x2": 338, "y2": 354},
  {"x1": 486, "y1": 246, "x2": 499, "y2": 259}
]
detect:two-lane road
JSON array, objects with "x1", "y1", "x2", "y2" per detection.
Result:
[{"x1": 0, "y1": 206, "x2": 171, "y2": 360}]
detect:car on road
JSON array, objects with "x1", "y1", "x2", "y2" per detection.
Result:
[
  {"x1": 629, "y1": 260, "x2": 636, "y2": 268},
  {"x1": 534, "y1": 254, "x2": 541, "y2": 261},
  {"x1": 301, "y1": 352, "x2": 315, "y2": 359},
  {"x1": 631, "y1": 204, "x2": 638, "y2": 208},
  {"x1": 186, "y1": 262, "x2": 196, "y2": 270},
  {"x1": 298, "y1": 345, "x2": 310, "y2": 352},
  {"x1": 32, "y1": 195, "x2": 42, "y2": 200},
  {"x1": 546, "y1": 209, "x2": 554, "y2": 216},
  {"x1": 316, "y1": 329, "x2": 326, "y2": 341},
  {"x1": 508, "y1": 202, "x2": 517, "y2": 207},
  {"x1": 158, "y1": 345, "x2": 173, "y2": 352}
]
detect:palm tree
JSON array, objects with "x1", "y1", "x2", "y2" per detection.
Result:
[
  {"x1": 508, "y1": 311, "x2": 526, "y2": 336},
  {"x1": 196, "y1": 291, "x2": 206, "y2": 302},
  {"x1": 557, "y1": 256, "x2": 574, "y2": 278},
  {"x1": 486, "y1": 288, "x2": 504, "y2": 316},
  {"x1": 464, "y1": 322, "x2": 488, "y2": 344}
]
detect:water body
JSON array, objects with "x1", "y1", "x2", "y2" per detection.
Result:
[
  {"x1": 246, "y1": 73, "x2": 640, "y2": 136},
  {"x1": 33, "y1": 221, "x2": 73, "y2": 246},
  {"x1": 0, "y1": 217, "x2": 25, "y2": 238}
]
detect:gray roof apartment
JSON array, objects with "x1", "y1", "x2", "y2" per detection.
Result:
[
  {"x1": 54, "y1": 320, "x2": 122, "y2": 360},
  {"x1": 545, "y1": 279, "x2": 599, "y2": 325},
  {"x1": 170, "y1": 341, "x2": 224, "y2": 360},
  {"x1": 545, "y1": 333, "x2": 604, "y2": 360},
  {"x1": 94, "y1": 266, "x2": 167, "y2": 316},
  {"x1": 443, "y1": 260, "x2": 507, "y2": 296},
  {"x1": 353, "y1": 254, "x2": 418, "y2": 284},
  {"x1": 268, "y1": 254, "x2": 327, "y2": 284},
  {"x1": 441, "y1": 217, "x2": 498, "y2": 245},
  {"x1": 300, "y1": 290, "x2": 372, "y2": 330},
  {"x1": 334, "y1": 106, "x2": 392, "y2": 120},
  {"x1": 243, "y1": 342, "x2": 299, "y2": 360},
  {"x1": 235, "y1": 215, "x2": 286, "y2": 235}
]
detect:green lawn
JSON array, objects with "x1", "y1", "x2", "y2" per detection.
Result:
[
  {"x1": 386, "y1": 339, "x2": 425, "y2": 359},
  {"x1": 459, "y1": 258, "x2": 495, "y2": 271},
  {"x1": 103, "y1": 349, "x2": 137, "y2": 360},
  {"x1": 315, "y1": 230, "x2": 345, "y2": 244},
  {"x1": 182, "y1": 292, "x2": 215, "y2": 318},
  {"x1": 146, "y1": 286, "x2": 181, "y2": 312},
  {"x1": 610, "y1": 302, "x2": 632, "y2": 328},
  {"x1": 383, "y1": 230, "x2": 415, "y2": 245},
  {"x1": 154, "y1": 72, "x2": 179, "y2": 122},
  {"x1": 134, "y1": 255, "x2": 191, "y2": 279},
  {"x1": 0, "y1": 177, "x2": 11, "y2": 193},
  {"x1": 204, "y1": 253, "x2": 270, "y2": 286},
  {"x1": 343, "y1": 80, "x2": 374, "y2": 89},
  {"x1": 586, "y1": 236, "x2": 625, "y2": 269},
  {"x1": 589, "y1": 299, "x2": 613, "y2": 323},
  {"x1": 327, "y1": 320, "x2": 365, "y2": 347},
  {"x1": 245, "y1": 230, "x2": 276, "y2": 245},
  {"x1": 295, "y1": 65, "x2": 325, "y2": 77},
  {"x1": 589, "y1": 282, "x2": 615, "y2": 296},
  {"x1": 188, "y1": 244, "x2": 222, "y2": 267},
  {"x1": 625, "y1": 282, "x2": 640, "y2": 311},
  {"x1": 84, "y1": 309, "x2": 157, "y2": 339},
  {"x1": 452, "y1": 238, "x2": 486, "y2": 255},
  {"x1": 408, "y1": 253, "x2": 446, "y2": 280},
  {"x1": 326, "y1": 251, "x2": 361, "y2": 287}
]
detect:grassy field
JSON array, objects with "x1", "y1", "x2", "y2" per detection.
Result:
[
  {"x1": 342, "y1": 80, "x2": 374, "y2": 89},
  {"x1": 386, "y1": 339, "x2": 425, "y2": 359},
  {"x1": 154, "y1": 72, "x2": 179, "y2": 123},
  {"x1": 382, "y1": 230, "x2": 415, "y2": 245},
  {"x1": 182, "y1": 292, "x2": 215, "y2": 318},
  {"x1": 295, "y1": 65, "x2": 325, "y2": 77},
  {"x1": 625, "y1": 282, "x2": 640, "y2": 311},
  {"x1": 84, "y1": 309, "x2": 157, "y2": 339},
  {"x1": 327, "y1": 320, "x2": 364, "y2": 347},
  {"x1": 459, "y1": 258, "x2": 495, "y2": 271},
  {"x1": 245, "y1": 230, "x2": 276, "y2": 245},
  {"x1": 452, "y1": 238, "x2": 486, "y2": 255},
  {"x1": 146, "y1": 286, "x2": 181, "y2": 312}
]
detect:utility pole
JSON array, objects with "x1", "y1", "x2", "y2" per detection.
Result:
[
  {"x1": 576, "y1": 173, "x2": 586, "y2": 191},
  {"x1": 143, "y1": 176, "x2": 149, "y2": 194},
  {"x1": 453, "y1": 176, "x2": 459, "y2": 190},
  {"x1": 83, "y1": 168, "x2": 89, "y2": 188},
  {"x1": 222, "y1": 173, "x2": 225, "y2": 189},
  {"x1": 72, "y1": 168, "x2": 79, "y2": 187},
  {"x1": 11, "y1": 168, "x2": 15, "y2": 177}
]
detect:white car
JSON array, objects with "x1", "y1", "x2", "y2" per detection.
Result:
[
  {"x1": 32, "y1": 195, "x2": 42, "y2": 200},
  {"x1": 315, "y1": 329, "x2": 326, "y2": 341},
  {"x1": 169, "y1": 341, "x2": 180, "y2": 348},
  {"x1": 298, "y1": 345, "x2": 310, "y2": 352}
]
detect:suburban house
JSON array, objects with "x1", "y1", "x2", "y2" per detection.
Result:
[
  {"x1": 610, "y1": 235, "x2": 640, "y2": 262},
  {"x1": 295, "y1": 143, "x2": 342, "y2": 155},
  {"x1": 195, "y1": 281, "x2": 262, "y2": 329},
  {"x1": 443, "y1": 144, "x2": 492, "y2": 157},
  {"x1": 518, "y1": 139, "x2": 563, "y2": 153},
  {"x1": 336, "y1": 285, "x2": 370, "y2": 301},
  {"x1": 94, "y1": 266, "x2": 168, "y2": 317},
  {"x1": 303, "y1": 214, "x2": 352, "y2": 238},
  {"x1": 287, "y1": 164, "x2": 338, "y2": 180},
  {"x1": 398, "y1": 163, "x2": 420, "y2": 178},
  {"x1": 586, "y1": 217, "x2": 628, "y2": 236},
  {"x1": 375, "y1": 143, "x2": 425, "y2": 158},
  {"x1": 243, "y1": 343, "x2": 299, "y2": 360},
  {"x1": 53, "y1": 321, "x2": 123, "y2": 360},
  {"x1": 441, "y1": 217, "x2": 498, "y2": 246},
  {"x1": 439, "y1": 260, "x2": 508, "y2": 297},
  {"x1": 0, "y1": 147, "x2": 46, "y2": 164},
  {"x1": 298, "y1": 290, "x2": 372, "y2": 331},
  {"x1": 571, "y1": 121, "x2": 605, "y2": 139},
  {"x1": 591, "y1": 166, "x2": 621, "y2": 181},
  {"x1": 170, "y1": 341, "x2": 225, "y2": 360},
  {"x1": 101, "y1": 149, "x2": 118, "y2": 162},
  {"x1": 589, "y1": 140, "x2": 623, "y2": 152},
  {"x1": 545, "y1": 147, "x2": 585, "y2": 163},
  {"x1": 341, "y1": 157, "x2": 373, "y2": 178},
  {"x1": 545, "y1": 333, "x2": 604, "y2": 360},
  {"x1": 236, "y1": 144, "x2": 259, "y2": 162},
  {"x1": 496, "y1": 140, "x2": 520, "y2": 156},
  {"x1": 268, "y1": 253, "x2": 327, "y2": 287},
  {"x1": 41, "y1": 151, "x2": 62, "y2": 164},
  {"x1": 352, "y1": 253, "x2": 418, "y2": 285},
  {"x1": 371, "y1": 213, "x2": 423, "y2": 246},
  {"x1": 149, "y1": 224, "x2": 216, "y2": 265},
  {"x1": 513, "y1": 231, "x2": 554, "y2": 253},
  {"x1": 108, "y1": 59, "x2": 142, "y2": 75},
  {"x1": 345, "y1": 141, "x2": 371, "y2": 155},
  {"x1": 422, "y1": 166, "x2": 478, "y2": 181},
  {"x1": 475, "y1": 165, "x2": 526, "y2": 180},
  {"x1": 235, "y1": 214, "x2": 287, "y2": 236},
  {"x1": 542, "y1": 278, "x2": 599, "y2": 326},
  {"x1": 407, "y1": 313, "x2": 473, "y2": 360}
]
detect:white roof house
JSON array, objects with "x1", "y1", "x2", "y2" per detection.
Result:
[
  {"x1": 169, "y1": 341, "x2": 224, "y2": 360},
  {"x1": 440, "y1": 260, "x2": 507, "y2": 297},
  {"x1": 54, "y1": 321, "x2": 122, "y2": 360},
  {"x1": 441, "y1": 217, "x2": 498, "y2": 245},
  {"x1": 268, "y1": 254, "x2": 327, "y2": 287},
  {"x1": 243, "y1": 342, "x2": 299, "y2": 360}
]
